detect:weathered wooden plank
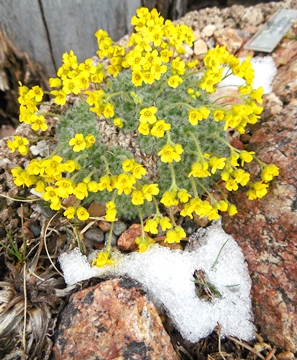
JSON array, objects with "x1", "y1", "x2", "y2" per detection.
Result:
[
  {"x1": 40, "y1": 0, "x2": 141, "y2": 73},
  {"x1": 0, "y1": 0, "x2": 56, "y2": 76},
  {"x1": 0, "y1": 0, "x2": 141, "y2": 77}
]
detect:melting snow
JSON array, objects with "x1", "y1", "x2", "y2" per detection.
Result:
[{"x1": 59, "y1": 221, "x2": 255, "y2": 343}]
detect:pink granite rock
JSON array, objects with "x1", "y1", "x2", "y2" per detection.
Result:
[
  {"x1": 53, "y1": 277, "x2": 179, "y2": 359},
  {"x1": 194, "y1": 39, "x2": 208, "y2": 55},
  {"x1": 214, "y1": 28, "x2": 243, "y2": 53}
]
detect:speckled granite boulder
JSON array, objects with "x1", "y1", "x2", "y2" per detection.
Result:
[{"x1": 53, "y1": 277, "x2": 179, "y2": 360}]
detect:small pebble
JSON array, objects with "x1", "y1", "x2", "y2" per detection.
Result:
[
  {"x1": 113, "y1": 221, "x2": 128, "y2": 236},
  {"x1": 194, "y1": 39, "x2": 208, "y2": 55},
  {"x1": 30, "y1": 224, "x2": 41, "y2": 237},
  {"x1": 84, "y1": 228, "x2": 104, "y2": 243},
  {"x1": 276, "y1": 351, "x2": 295, "y2": 360},
  {"x1": 183, "y1": 220, "x2": 198, "y2": 236},
  {"x1": 104, "y1": 232, "x2": 118, "y2": 247},
  {"x1": 193, "y1": 29, "x2": 201, "y2": 40},
  {"x1": 117, "y1": 224, "x2": 141, "y2": 251},
  {"x1": 207, "y1": 37, "x2": 215, "y2": 49},
  {"x1": 202, "y1": 24, "x2": 216, "y2": 38},
  {"x1": 98, "y1": 221, "x2": 111, "y2": 232}
]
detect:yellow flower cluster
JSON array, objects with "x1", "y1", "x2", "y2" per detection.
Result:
[
  {"x1": 7, "y1": 136, "x2": 30, "y2": 156},
  {"x1": 121, "y1": 7, "x2": 194, "y2": 86},
  {"x1": 7, "y1": 7, "x2": 280, "y2": 264},
  {"x1": 68, "y1": 133, "x2": 96, "y2": 152},
  {"x1": 50, "y1": 51, "x2": 105, "y2": 106},
  {"x1": 17, "y1": 82, "x2": 48, "y2": 132}
]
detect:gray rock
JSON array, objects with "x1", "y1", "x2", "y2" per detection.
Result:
[
  {"x1": 113, "y1": 221, "x2": 128, "y2": 236},
  {"x1": 84, "y1": 228, "x2": 104, "y2": 243}
]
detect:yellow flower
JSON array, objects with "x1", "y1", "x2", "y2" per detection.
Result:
[
  {"x1": 115, "y1": 173, "x2": 136, "y2": 195},
  {"x1": 28, "y1": 85, "x2": 43, "y2": 103},
  {"x1": 215, "y1": 200, "x2": 228, "y2": 212},
  {"x1": 171, "y1": 57, "x2": 185, "y2": 75},
  {"x1": 135, "y1": 236, "x2": 155, "y2": 252},
  {"x1": 142, "y1": 72, "x2": 155, "y2": 84},
  {"x1": 188, "y1": 161, "x2": 210, "y2": 178},
  {"x1": 51, "y1": 90, "x2": 67, "y2": 105},
  {"x1": 69, "y1": 134, "x2": 86, "y2": 152},
  {"x1": 131, "y1": 190, "x2": 145, "y2": 205},
  {"x1": 85, "y1": 134, "x2": 96, "y2": 149},
  {"x1": 97, "y1": 175, "x2": 113, "y2": 192},
  {"x1": 62, "y1": 78, "x2": 80, "y2": 95},
  {"x1": 10, "y1": 136, "x2": 29, "y2": 155},
  {"x1": 138, "y1": 122, "x2": 150, "y2": 135},
  {"x1": 88, "y1": 181, "x2": 99, "y2": 192},
  {"x1": 206, "y1": 207, "x2": 221, "y2": 220},
  {"x1": 213, "y1": 110, "x2": 225, "y2": 122},
  {"x1": 131, "y1": 70, "x2": 144, "y2": 86},
  {"x1": 151, "y1": 63, "x2": 167, "y2": 80},
  {"x1": 228, "y1": 204, "x2": 238, "y2": 216},
  {"x1": 247, "y1": 182, "x2": 269, "y2": 200},
  {"x1": 50, "y1": 200, "x2": 62, "y2": 211},
  {"x1": 76, "y1": 207, "x2": 89, "y2": 221},
  {"x1": 239, "y1": 150, "x2": 255, "y2": 166},
  {"x1": 159, "y1": 217, "x2": 172, "y2": 231},
  {"x1": 122, "y1": 159, "x2": 136, "y2": 172},
  {"x1": 188, "y1": 109, "x2": 203, "y2": 125},
  {"x1": 165, "y1": 226, "x2": 186, "y2": 244},
  {"x1": 64, "y1": 206, "x2": 76, "y2": 219},
  {"x1": 43, "y1": 155, "x2": 65, "y2": 178},
  {"x1": 160, "y1": 191, "x2": 178, "y2": 207},
  {"x1": 150, "y1": 120, "x2": 171, "y2": 138},
  {"x1": 73, "y1": 182, "x2": 89, "y2": 200},
  {"x1": 158, "y1": 144, "x2": 183, "y2": 163},
  {"x1": 92, "y1": 251, "x2": 114, "y2": 267},
  {"x1": 43, "y1": 186, "x2": 60, "y2": 205},
  {"x1": 167, "y1": 75, "x2": 183, "y2": 88},
  {"x1": 31, "y1": 114, "x2": 48, "y2": 132},
  {"x1": 260, "y1": 164, "x2": 279, "y2": 183},
  {"x1": 139, "y1": 106, "x2": 158, "y2": 124},
  {"x1": 34, "y1": 180, "x2": 46, "y2": 193},
  {"x1": 144, "y1": 218, "x2": 159, "y2": 234},
  {"x1": 106, "y1": 207, "x2": 117, "y2": 221},
  {"x1": 55, "y1": 178, "x2": 75, "y2": 198},
  {"x1": 160, "y1": 49, "x2": 173, "y2": 63},
  {"x1": 133, "y1": 164, "x2": 146, "y2": 179},
  {"x1": 250, "y1": 87, "x2": 264, "y2": 103},
  {"x1": 142, "y1": 184, "x2": 159, "y2": 201},
  {"x1": 232, "y1": 169, "x2": 250, "y2": 186},
  {"x1": 106, "y1": 200, "x2": 116, "y2": 210},
  {"x1": 7, "y1": 139, "x2": 16, "y2": 153},
  {"x1": 225, "y1": 178, "x2": 239, "y2": 191},
  {"x1": 64, "y1": 160, "x2": 80, "y2": 173},
  {"x1": 49, "y1": 77, "x2": 62, "y2": 88},
  {"x1": 177, "y1": 189, "x2": 191, "y2": 203},
  {"x1": 209, "y1": 157, "x2": 226, "y2": 174},
  {"x1": 114, "y1": 117, "x2": 123, "y2": 128},
  {"x1": 103, "y1": 103, "x2": 114, "y2": 118}
]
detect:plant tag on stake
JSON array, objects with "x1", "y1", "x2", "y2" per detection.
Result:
[{"x1": 244, "y1": 8, "x2": 297, "y2": 53}]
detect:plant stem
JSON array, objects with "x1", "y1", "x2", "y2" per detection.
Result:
[
  {"x1": 164, "y1": 101, "x2": 193, "y2": 112},
  {"x1": 211, "y1": 239, "x2": 229, "y2": 270},
  {"x1": 169, "y1": 163, "x2": 177, "y2": 191},
  {"x1": 105, "y1": 221, "x2": 115, "y2": 253}
]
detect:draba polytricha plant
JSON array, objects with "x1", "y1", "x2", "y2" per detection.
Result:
[{"x1": 7, "y1": 7, "x2": 279, "y2": 266}]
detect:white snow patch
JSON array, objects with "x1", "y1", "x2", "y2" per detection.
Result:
[
  {"x1": 219, "y1": 56, "x2": 277, "y2": 94},
  {"x1": 59, "y1": 220, "x2": 255, "y2": 343}
]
